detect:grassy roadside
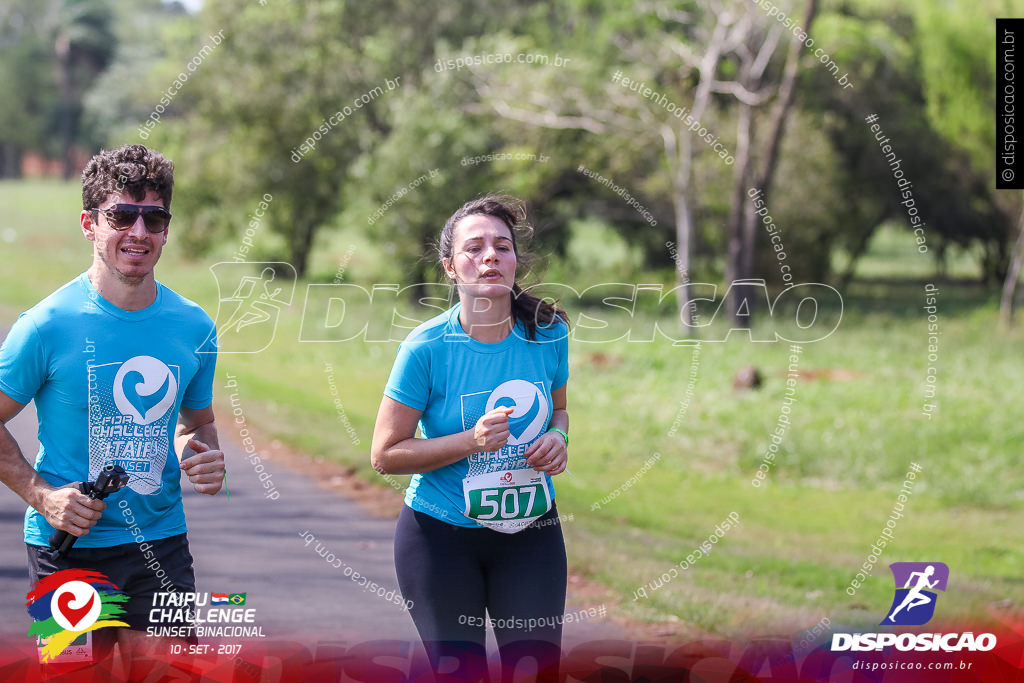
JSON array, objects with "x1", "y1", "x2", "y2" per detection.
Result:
[{"x1": 1, "y1": 179, "x2": 1020, "y2": 639}]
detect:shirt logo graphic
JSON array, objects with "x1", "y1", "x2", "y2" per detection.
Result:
[
  {"x1": 113, "y1": 356, "x2": 177, "y2": 425},
  {"x1": 485, "y1": 379, "x2": 548, "y2": 445},
  {"x1": 90, "y1": 356, "x2": 179, "y2": 494}
]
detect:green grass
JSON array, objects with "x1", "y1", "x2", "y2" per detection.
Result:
[{"x1": 1, "y1": 179, "x2": 1020, "y2": 638}]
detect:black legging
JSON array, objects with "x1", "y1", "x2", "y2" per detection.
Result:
[{"x1": 395, "y1": 503, "x2": 567, "y2": 682}]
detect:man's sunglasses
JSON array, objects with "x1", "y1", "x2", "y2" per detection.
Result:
[{"x1": 90, "y1": 204, "x2": 172, "y2": 233}]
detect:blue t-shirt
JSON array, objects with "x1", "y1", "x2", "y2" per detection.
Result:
[
  {"x1": 0, "y1": 273, "x2": 217, "y2": 547},
  {"x1": 384, "y1": 302, "x2": 569, "y2": 527}
]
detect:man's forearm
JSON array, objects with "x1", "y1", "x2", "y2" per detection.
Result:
[
  {"x1": 191, "y1": 421, "x2": 220, "y2": 451},
  {"x1": 0, "y1": 422, "x2": 53, "y2": 511},
  {"x1": 175, "y1": 418, "x2": 220, "y2": 456}
]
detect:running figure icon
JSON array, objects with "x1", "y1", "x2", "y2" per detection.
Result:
[
  {"x1": 219, "y1": 266, "x2": 287, "y2": 334},
  {"x1": 887, "y1": 565, "x2": 938, "y2": 622}
]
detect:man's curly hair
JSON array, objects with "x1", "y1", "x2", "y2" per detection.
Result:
[{"x1": 81, "y1": 144, "x2": 174, "y2": 210}]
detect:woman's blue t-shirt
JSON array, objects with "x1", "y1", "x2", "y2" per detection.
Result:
[{"x1": 384, "y1": 302, "x2": 569, "y2": 527}]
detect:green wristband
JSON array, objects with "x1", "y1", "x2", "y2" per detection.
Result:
[{"x1": 547, "y1": 427, "x2": 569, "y2": 446}]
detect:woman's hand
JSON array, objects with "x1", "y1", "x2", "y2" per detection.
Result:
[
  {"x1": 525, "y1": 430, "x2": 568, "y2": 475},
  {"x1": 472, "y1": 407, "x2": 514, "y2": 452}
]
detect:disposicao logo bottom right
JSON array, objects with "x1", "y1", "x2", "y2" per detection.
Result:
[{"x1": 831, "y1": 562, "x2": 997, "y2": 653}]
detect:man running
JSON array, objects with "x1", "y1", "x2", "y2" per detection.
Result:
[{"x1": 0, "y1": 144, "x2": 223, "y2": 670}]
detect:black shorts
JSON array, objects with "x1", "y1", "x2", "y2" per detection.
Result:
[{"x1": 27, "y1": 533, "x2": 196, "y2": 636}]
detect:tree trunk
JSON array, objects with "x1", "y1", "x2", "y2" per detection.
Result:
[
  {"x1": 726, "y1": 103, "x2": 754, "y2": 326},
  {"x1": 0, "y1": 143, "x2": 20, "y2": 178},
  {"x1": 726, "y1": 0, "x2": 819, "y2": 325},
  {"x1": 55, "y1": 36, "x2": 76, "y2": 180},
  {"x1": 999, "y1": 202, "x2": 1024, "y2": 327},
  {"x1": 834, "y1": 217, "x2": 882, "y2": 291},
  {"x1": 661, "y1": 123, "x2": 696, "y2": 329},
  {"x1": 674, "y1": 190, "x2": 695, "y2": 329},
  {"x1": 292, "y1": 219, "x2": 316, "y2": 279}
]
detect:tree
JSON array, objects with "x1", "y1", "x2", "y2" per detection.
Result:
[
  {"x1": 0, "y1": 0, "x2": 114, "y2": 177},
  {"x1": 911, "y1": 0, "x2": 1022, "y2": 323},
  {"x1": 458, "y1": 0, "x2": 821, "y2": 327},
  {"x1": 45, "y1": 0, "x2": 115, "y2": 177},
  {"x1": 138, "y1": 0, "x2": 529, "y2": 278},
  {"x1": 722, "y1": 0, "x2": 818, "y2": 325},
  {"x1": 794, "y1": 0, "x2": 1008, "y2": 290},
  {"x1": 0, "y1": 1, "x2": 55, "y2": 176}
]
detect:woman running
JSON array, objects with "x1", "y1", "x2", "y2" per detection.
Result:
[{"x1": 371, "y1": 195, "x2": 570, "y2": 680}]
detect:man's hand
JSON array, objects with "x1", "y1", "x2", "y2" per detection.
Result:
[
  {"x1": 180, "y1": 438, "x2": 225, "y2": 495},
  {"x1": 42, "y1": 484, "x2": 105, "y2": 537}
]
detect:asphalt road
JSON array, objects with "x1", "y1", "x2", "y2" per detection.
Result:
[
  {"x1": 0, "y1": 399, "x2": 422, "y2": 644},
  {"x1": 0, "y1": 329, "x2": 623, "y2": 663}
]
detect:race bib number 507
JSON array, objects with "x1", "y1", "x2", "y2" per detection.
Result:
[{"x1": 463, "y1": 469, "x2": 552, "y2": 534}]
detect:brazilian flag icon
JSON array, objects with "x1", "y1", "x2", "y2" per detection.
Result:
[{"x1": 229, "y1": 593, "x2": 247, "y2": 605}]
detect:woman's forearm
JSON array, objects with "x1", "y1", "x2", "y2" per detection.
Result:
[{"x1": 374, "y1": 429, "x2": 478, "y2": 475}]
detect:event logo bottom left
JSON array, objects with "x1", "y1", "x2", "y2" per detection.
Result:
[{"x1": 25, "y1": 568, "x2": 129, "y2": 663}]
